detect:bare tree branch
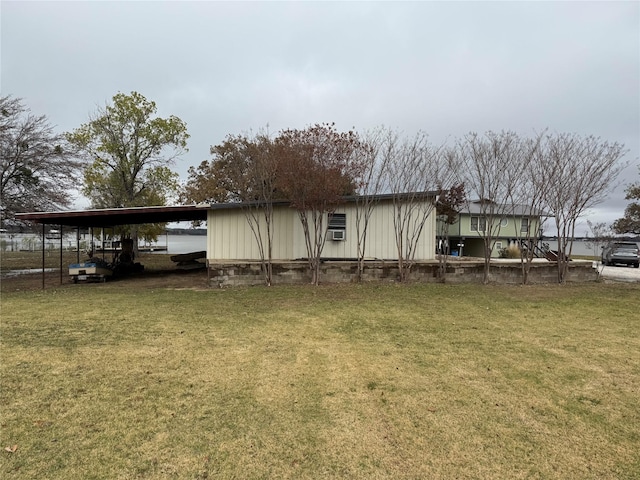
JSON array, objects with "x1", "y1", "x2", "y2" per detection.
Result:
[{"x1": 0, "y1": 95, "x2": 83, "y2": 225}]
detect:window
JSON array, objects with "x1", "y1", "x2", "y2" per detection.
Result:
[
  {"x1": 328, "y1": 213, "x2": 346, "y2": 241},
  {"x1": 500, "y1": 217, "x2": 508, "y2": 227},
  {"x1": 495, "y1": 241, "x2": 503, "y2": 250},
  {"x1": 520, "y1": 217, "x2": 529, "y2": 233},
  {"x1": 470, "y1": 216, "x2": 486, "y2": 232},
  {"x1": 328, "y1": 213, "x2": 346, "y2": 230}
]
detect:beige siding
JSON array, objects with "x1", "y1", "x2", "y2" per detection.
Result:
[
  {"x1": 207, "y1": 198, "x2": 436, "y2": 261},
  {"x1": 363, "y1": 201, "x2": 436, "y2": 260},
  {"x1": 207, "y1": 206, "x2": 295, "y2": 260}
]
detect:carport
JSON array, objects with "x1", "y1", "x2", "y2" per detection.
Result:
[{"x1": 15, "y1": 205, "x2": 208, "y2": 288}]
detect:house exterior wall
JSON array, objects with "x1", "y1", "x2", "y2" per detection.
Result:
[
  {"x1": 207, "y1": 206, "x2": 295, "y2": 260},
  {"x1": 440, "y1": 214, "x2": 544, "y2": 258},
  {"x1": 207, "y1": 198, "x2": 436, "y2": 261},
  {"x1": 443, "y1": 214, "x2": 542, "y2": 238}
]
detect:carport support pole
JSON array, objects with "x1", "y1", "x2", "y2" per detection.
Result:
[
  {"x1": 76, "y1": 227, "x2": 80, "y2": 263},
  {"x1": 41, "y1": 224, "x2": 45, "y2": 290},
  {"x1": 60, "y1": 225, "x2": 64, "y2": 284}
]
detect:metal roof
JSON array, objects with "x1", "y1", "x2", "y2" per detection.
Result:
[
  {"x1": 203, "y1": 191, "x2": 439, "y2": 210},
  {"x1": 461, "y1": 203, "x2": 551, "y2": 217},
  {"x1": 15, "y1": 191, "x2": 439, "y2": 228},
  {"x1": 15, "y1": 205, "x2": 209, "y2": 228}
]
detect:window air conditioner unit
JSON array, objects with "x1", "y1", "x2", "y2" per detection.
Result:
[{"x1": 330, "y1": 230, "x2": 345, "y2": 241}]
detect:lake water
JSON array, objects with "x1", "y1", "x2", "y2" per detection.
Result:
[
  {"x1": 150, "y1": 234, "x2": 206, "y2": 254},
  {"x1": 543, "y1": 239, "x2": 602, "y2": 257},
  {"x1": 1, "y1": 233, "x2": 206, "y2": 255}
]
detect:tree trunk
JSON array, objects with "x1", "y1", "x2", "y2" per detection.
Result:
[
  {"x1": 482, "y1": 243, "x2": 491, "y2": 284},
  {"x1": 132, "y1": 229, "x2": 139, "y2": 260}
]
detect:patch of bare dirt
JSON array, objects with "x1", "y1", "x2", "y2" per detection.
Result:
[{"x1": 1, "y1": 267, "x2": 211, "y2": 293}]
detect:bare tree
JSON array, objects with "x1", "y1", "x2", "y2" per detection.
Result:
[
  {"x1": 543, "y1": 133, "x2": 627, "y2": 283},
  {"x1": 351, "y1": 126, "x2": 393, "y2": 281},
  {"x1": 384, "y1": 132, "x2": 453, "y2": 282},
  {"x1": 456, "y1": 131, "x2": 526, "y2": 284},
  {"x1": 436, "y1": 181, "x2": 466, "y2": 281},
  {"x1": 231, "y1": 133, "x2": 278, "y2": 286},
  {"x1": 275, "y1": 123, "x2": 365, "y2": 285},
  {"x1": 584, "y1": 220, "x2": 613, "y2": 278},
  {"x1": 182, "y1": 131, "x2": 278, "y2": 286},
  {"x1": 0, "y1": 95, "x2": 82, "y2": 224},
  {"x1": 506, "y1": 132, "x2": 552, "y2": 284},
  {"x1": 584, "y1": 220, "x2": 613, "y2": 257}
]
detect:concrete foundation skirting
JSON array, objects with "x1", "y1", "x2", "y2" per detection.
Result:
[{"x1": 207, "y1": 260, "x2": 598, "y2": 287}]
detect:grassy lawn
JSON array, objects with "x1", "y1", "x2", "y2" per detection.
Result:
[{"x1": 1, "y1": 281, "x2": 639, "y2": 479}]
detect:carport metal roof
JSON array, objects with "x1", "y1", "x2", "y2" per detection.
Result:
[
  {"x1": 14, "y1": 205, "x2": 209, "y2": 289},
  {"x1": 15, "y1": 204, "x2": 209, "y2": 228},
  {"x1": 15, "y1": 192, "x2": 439, "y2": 228}
]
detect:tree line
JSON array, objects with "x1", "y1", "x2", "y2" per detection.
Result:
[{"x1": 1, "y1": 91, "x2": 634, "y2": 284}]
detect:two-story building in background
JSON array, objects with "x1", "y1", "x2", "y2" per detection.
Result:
[{"x1": 437, "y1": 200, "x2": 549, "y2": 258}]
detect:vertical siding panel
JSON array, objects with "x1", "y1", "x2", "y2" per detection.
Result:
[
  {"x1": 213, "y1": 212, "x2": 221, "y2": 258},
  {"x1": 234, "y1": 213, "x2": 241, "y2": 258},
  {"x1": 292, "y1": 211, "x2": 305, "y2": 259},
  {"x1": 273, "y1": 208, "x2": 281, "y2": 259},
  {"x1": 272, "y1": 206, "x2": 292, "y2": 260},
  {"x1": 207, "y1": 197, "x2": 436, "y2": 261},
  {"x1": 206, "y1": 211, "x2": 213, "y2": 258},
  {"x1": 226, "y1": 212, "x2": 234, "y2": 259},
  {"x1": 214, "y1": 212, "x2": 221, "y2": 258},
  {"x1": 367, "y1": 204, "x2": 380, "y2": 258},
  {"x1": 221, "y1": 213, "x2": 228, "y2": 257},
  {"x1": 242, "y1": 213, "x2": 251, "y2": 259},
  {"x1": 220, "y1": 212, "x2": 228, "y2": 259},
  {"x1": 285, "y1": 208, "x2": 295, "y2": 259},
  {"x1": 215, "y1": 212, "x2": 222, "y2": 257}
]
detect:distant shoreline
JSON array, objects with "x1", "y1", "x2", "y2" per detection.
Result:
[
  {"x1": 541, "y1": 236, "x2": 640, "y2": 242},
  {"x1": 164, "y1": 228, "x2": 206, "y2": 236}
]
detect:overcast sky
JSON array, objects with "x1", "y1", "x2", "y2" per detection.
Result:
[{"x1": 2, "y1": 0, "x2": 639, "y2": 234}]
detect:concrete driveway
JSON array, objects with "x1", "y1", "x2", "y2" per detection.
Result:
[{"x1": 597, "y1": 262, "x2": 640, "y2": 283}]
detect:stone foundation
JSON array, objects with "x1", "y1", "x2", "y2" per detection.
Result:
[{"x1": 207, "y1": 259, "x2": 598, "y2": 287}]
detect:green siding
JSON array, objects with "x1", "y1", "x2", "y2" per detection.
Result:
[
  {"x1": 439, "y1": 214, "x2": 542, "y2": 238},
  {"x1": 438, "y1": 213, "x2": 544, "y2": 258}
]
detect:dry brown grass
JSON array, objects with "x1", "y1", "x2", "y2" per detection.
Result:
[
  {"x1": 1, "y1": 251, "x2": 194, "y2": 293},
  {"x1": 1, "y1": 280, "x2": 639, "y2": 479}
]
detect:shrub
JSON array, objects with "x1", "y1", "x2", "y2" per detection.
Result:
[{"x1": 499, "y1": 244, "x2": 521, "y2": 258}]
